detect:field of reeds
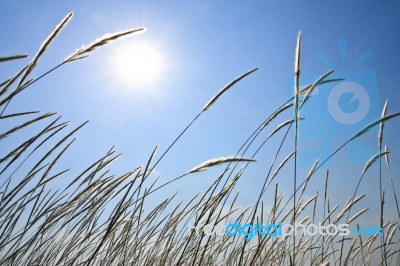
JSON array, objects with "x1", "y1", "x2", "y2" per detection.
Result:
[{"x1": 1, "y1": 13, "x2": 399, "y2": 266}]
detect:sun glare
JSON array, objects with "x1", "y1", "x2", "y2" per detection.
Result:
[{"x1": 110, "y1": 40, "x2": 165, "y2": 91}]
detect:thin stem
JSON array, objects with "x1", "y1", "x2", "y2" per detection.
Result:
[{"x1": 0, "y1": 61, "x2": 66, "y2": 116}]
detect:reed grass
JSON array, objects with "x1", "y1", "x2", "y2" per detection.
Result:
[{"x1": 1, "y1": 12, "x2": 399, "y2": 266}]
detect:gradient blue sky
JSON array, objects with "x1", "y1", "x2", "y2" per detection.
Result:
[{"x1": 1, "y1": 1, "x2": 400, "y2": 228}]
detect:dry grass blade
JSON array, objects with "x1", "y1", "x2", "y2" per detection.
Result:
[
  {"x1": 0, "y1": 65, "x2": 28, "y2": 99},
  {"x1": 295, "y1": 31, "x2": 301, "y2": 85},
  {"x1": 344, "y1": 237, "x2": 357, "y2": 265},
  {"x1": 378, "y1": 99, "x2": 389, "y2": 149},
  {"x1": 383, "y1": 145, "x2": 400, "y2": 221},
  {"x1": 385, "y1": 224, "x2": 398, "y2": 245},
  {"x1": 377, "y1": 101, "x2": 389, "y2": 265},
  {"x1": 64, "y1": 28, "x2": 146, "y2": 62},
  {"x1": 362, "y1": 151, "x2": 389, "y2": 175},
  {"x1": 314, "y1": 112, "x2": 400, "y2": 174},
  {"x1": 267, "y1": 119, "x2": 294, "y2": 139},
  {"x1": 384, "y1": 145, "x2": 390, "y2": 166},
  {"x1": 294, "y1": 31, "x2": 301, "y2": 121},
  {"x1": 300, "y1": 69, "x2": 334, "y2": 109},
  {"x1": 0, "y1": 112, "x2": 56, "y2": 139},
  {"x1": 292, "y1": 30, "x2": 301, "y2": 265},
  {"x1": 0, "y1": 111, "x2": 39, "y2": 119},
  {"x1": 0, "y1": 79, "x2": 10, "y2": 89},
  {"x1": 347, "y1": 208, "x2": 368, "y2": 223},
  {"x1": 267, "y1": 150, "x2": 295, "y2": 187},
  {"x1": 189, "y1": 156, "x2": 256, "y2": 173},
  {"x1": 202, "y1": 68, "x2": 258, "y2": 112},
  {"x1": 351, "y1": 112, "x2": 400, "y2": 141},
  {"x1": 216, "y1": 206, "x2": 240, "y2": 224},
  {"x1": 301, "y1": 159, "x2": 319, "y2": 197},
  {"x1": 296, "y1": 194, "x2": 318, "y2": 217},
  {"x1": 0, "y1": 54, "x2": 28, "y2": 63},
  {"x1": 299, "y1": 78, "x2": 344, "y2": 95},
  {"x1": 260, "y1": 103, "x2": 293, "y2": 131},
  {"x1": 20, "y1": 12, "x2": 73, "y2": 83},
  {"x1": 333, "y1": 194, "x2": 365, "y2": 224}
]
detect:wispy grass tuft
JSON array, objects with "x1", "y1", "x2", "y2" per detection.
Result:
[
  {"x1": 202, "y1": 68, "x2": 258, "y2": 112},
  {"x1": 64, "y1": 28, "x2": 146, "y2": 63},
  {"x1": 189, "y1": 156, "x2": 256, "y2": 174}
]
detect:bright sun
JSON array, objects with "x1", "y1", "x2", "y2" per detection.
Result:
[{"x1": 110, "y1": 40, "x2": 165, "y2": 90}]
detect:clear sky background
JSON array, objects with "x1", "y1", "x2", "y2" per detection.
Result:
[{"x1": 1, "y1": 0, "x2": 400, "y2": 231}]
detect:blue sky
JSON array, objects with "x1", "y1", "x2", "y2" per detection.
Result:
[{"x1": 1, "y1": 0, "x2": 400, "y2": 229}]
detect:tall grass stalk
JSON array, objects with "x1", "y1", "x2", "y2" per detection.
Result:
[{"x1": 293, "y1": 30, "x2": 302, "y2": 265}]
